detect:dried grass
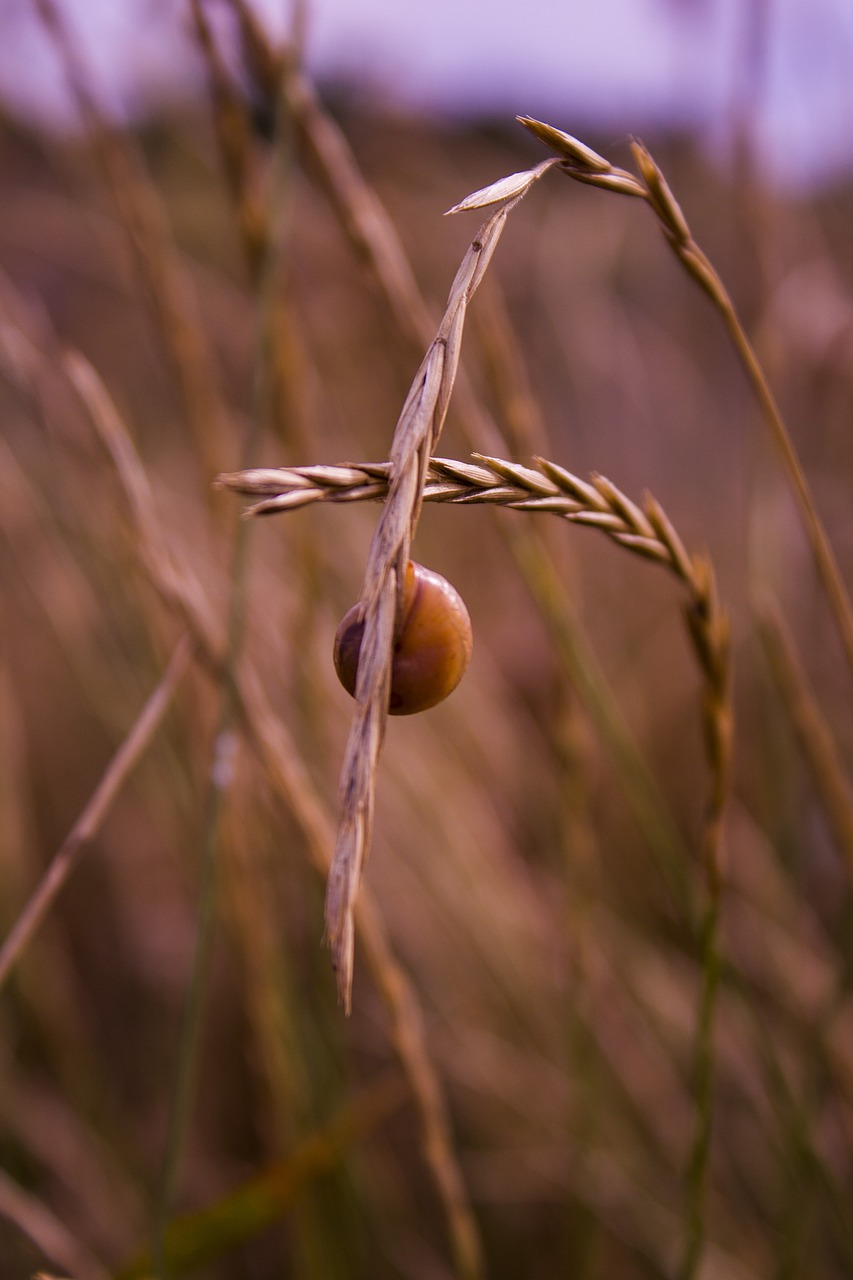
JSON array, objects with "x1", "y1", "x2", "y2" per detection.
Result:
[
  {"x1": 222, "y1": 451, "x2": 731, "y2": 901},
  {"x1": 2, "y1": 18, "x2": 853, "y2": 1280},
  {"x1": 222, "y1": 139, "x2": 733, "y2": 1278}
]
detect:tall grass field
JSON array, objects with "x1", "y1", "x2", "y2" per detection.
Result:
[{"x1": 1, "y1": 4, "x2": 852, "y2": 1278}]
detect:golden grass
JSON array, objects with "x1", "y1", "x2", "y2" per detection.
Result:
[
  {"x1": 1, "y1": 8, "x2": 853, "y2": 1280},
  {"x1": 222, "y1": 449, "x2": 731, "y2": 902}
]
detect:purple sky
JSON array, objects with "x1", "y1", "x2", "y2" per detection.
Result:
[{"x1": 1, "y1": 0, "x2": 852, "y2": 188}]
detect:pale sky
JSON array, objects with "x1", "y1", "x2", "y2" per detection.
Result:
[{"x1": 1, "y1": 0, "x2": 852, "y2": 188}]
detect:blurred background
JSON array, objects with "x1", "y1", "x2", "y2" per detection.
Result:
[
  {"x1": 4, "y1": 0, "x2": 853, "y2": 186},
  {"x1": 1, "y1": 1, "x2": 853, "y2": 1277}
]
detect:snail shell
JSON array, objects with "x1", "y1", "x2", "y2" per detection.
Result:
[{"x1": 334, "y1": 561, "x2": 473, "y2": 715}]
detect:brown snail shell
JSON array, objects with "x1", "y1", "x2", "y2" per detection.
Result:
[{"x1": 333, "y1": 561, "x2": 473, "y2": 715}]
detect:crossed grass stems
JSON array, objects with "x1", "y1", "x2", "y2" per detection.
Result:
[
  {"x1": 227, "y1": 122, "x2": 737, "y2": 1015},
  {"x1": 218, "y1": 115, "x2": 745, "y2": 1280},
  {"x1": 221, "y1": 449, "x2": 732, "y2": 904},
  {"x1": 221, "y1": 109, "x2": 853, "y2": 1278},
  {"x1": 4, "y1": 32, "x2": 848, "y2": 1272}
]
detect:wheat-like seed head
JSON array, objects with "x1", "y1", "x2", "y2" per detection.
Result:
[
  {"x1": 522, "y1": 113, "x2": 853, "y2": 701},
  {"x1": 219, "y1": 450, "x2": 732, "y2": 895},
  {"x1": 222, "y1": 117, "x2": 737, "y2": 1016},
  {"x1": 222, "y1": 454, "x2": 691, "y2": 583},
  {"x1": 310, "y1": 163, "x2": 558, "y2": 1010}
]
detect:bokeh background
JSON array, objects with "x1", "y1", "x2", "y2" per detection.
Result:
[{"x1": 1, "y1": 1, "x2": 853, "y2": 1277}]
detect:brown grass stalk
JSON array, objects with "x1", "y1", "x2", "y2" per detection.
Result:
[
  {"x1": 32, "y1": 0, "x2": 231, "y2": 484},
  {"x1": 222, "y1": 448, "x2": 732, "y2": 1277},
  {"x1": 241, "y1": 12, "x2": 506, "y2": 453},
  {"x1": 221, "y1": 452, "x2": 733, "y2": 894},
  {"x1": 220, "y1": 44, "x2": 690, "y2": 901},
  {"x1": 0, "y1": 635, "x2": 193, "y2": 993},
  {"x1": 267, "y1": 22, "x2": 433, "y2": 345},
  {"x1": 0, "y1": 1164, "x2": 110, "y2": 1280},
  {"x1": 757, "y1": 593, "x2": 853, "y2": 876},
  {"x1": 188, "y1": 0, "x2": 269, "y2": 278},
  {"x1": 7, "y1": 49, "x2": 853, "y2": 1276},
  {"x1": 189, "y1": 2, "x2": 313, "y2": 457},
  {"x1": 208, "y1": 55, "x2": 694, "y2": 967},
  {"x1": 319, "y1": 164, "x2": 558, "y2": 1011},
  {"x1": 64, "y1": 351, "x2": 486, "y2": 1280},
  {"x1": 518, "y1": 115, "x2": 853, "y2": 686},
  {"x1": 631, "y1": 139, "x2": 853, "y2": 684}
]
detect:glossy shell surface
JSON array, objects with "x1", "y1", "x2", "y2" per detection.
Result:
[{"x1": 333, "y1": 561, "x2": 472, "y2": 715}]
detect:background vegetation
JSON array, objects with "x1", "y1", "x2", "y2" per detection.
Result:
[{"x1": 1, "y1": 4, "x2": 853, "y2": 1277}]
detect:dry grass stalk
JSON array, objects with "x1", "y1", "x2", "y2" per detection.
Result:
[
  {"x1": 8, "y1": 53, "x2": 853, "y2": 1273},
  {"x1": 631, "y1": 139, "x2": 853, "y2": 684},
  {"x1": 222, "y1": 422, "x2": 731, "y2": 1280},
  {"x1": 0, "y1": 635, "x2": 193, "y2": 993},
  {"x1": 234, "y1": 55, "x2": 693, "y2": 894},
  {"x1": 0, "y1": 1165, "x2": 109, "y2": 1280},
  {"x1": 237, "y1": 14, "x2": 506, "y2": 454},
  {"x1": 211, "y1": 43, "x2": 689, "y2": 915},
  {"x1": 225, "y1": 0, "x2": 299, "y2": 104},
  {"x1": 518, "y1": 115, "x2": 853, "y2": 686},
  {"x1": 188, "y1": 0, "x2": 269, "y2": 277},
  {"x1": 205, "y1": 51, "x2": 692, "y2": 919},
  {"x1": 513, "y1": 117, "x2": 740, "y2": 1279},
  {"x1": 32, "y1": 0, "x2": 231, "y2": 484},
  {"x1": 268, "y1": 24, "x2": 433, "y2": 344},
  {"x1": 221, "y1": 452, "x2": 732, "y2": 893},
  {"x1": 320, "y1": 163, "x2": 558, "y2": 1012},
  {"x1": 757, "y1": 593, "x2": 853, "y2": 876},
  {"x1": 190, "y1": 2, "x2": 316, "y2": 455},
  {"x1": 63, "y1": 353, "x2": 485, "y2": 1280},
  {"x1": 238, "y1": 673, "x2": 486, "y2": 1280},
  {"x1": 223, "y1": 447, "x2": 731, "y2": 1278}
]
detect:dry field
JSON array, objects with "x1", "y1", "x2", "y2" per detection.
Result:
[{"x1": 1, "y1": 5, "x2": 853, "y2": 1278}]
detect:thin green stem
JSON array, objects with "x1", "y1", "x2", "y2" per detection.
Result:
[
  {"x1": 717, "y1": 298, "x2": 853, "y2": 681},
  {"x1": 152, "y1": 511, "x2": 256, "y2": 1279},
  {"x1": 510, "y1": 526, "x2": 697, "y2": 922},
  {"x1": 628, "y1": 137, "x2": 853, "y2": 686},
  {"x1": 679, "y1": 888, "x2": 722, "y2": 1280},
  {"x1": 152, "y1": 33, "x2": 298, "y2": 1272}
]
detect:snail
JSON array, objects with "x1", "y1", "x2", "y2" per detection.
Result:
[{"x1": 334, "y1": 561, "x2": 473, "y2": 715}]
